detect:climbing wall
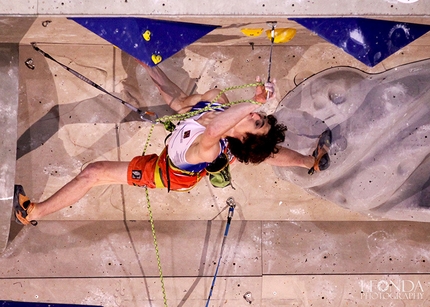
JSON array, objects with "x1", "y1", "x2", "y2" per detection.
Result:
[{"x1": 2, "y1": 11, "x2": 430, "y2": 306}]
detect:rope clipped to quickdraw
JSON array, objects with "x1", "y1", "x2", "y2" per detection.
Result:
[
  {"x1": 30, "y1": 43, "x2": 158, "y2": 123},
  {"x1": 205, "y1": 197, "x2": 237, "y2": 307}
]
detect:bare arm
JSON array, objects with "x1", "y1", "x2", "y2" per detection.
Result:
[
  {"x1": 139, "y1": 62, "x2": 189, "y2": 112},
  {"x1": 202, "y1": 78, "x2": 272, "y2": 142},
  {"x1": 191, "y1": 81, "x2": 272, "y2": 162},
  {"x1": 265, "y1": 147, "x2": 315, "y2": 169},
  {"x1": 140, "y1": 61, "x2": 230, "y2": 114}
]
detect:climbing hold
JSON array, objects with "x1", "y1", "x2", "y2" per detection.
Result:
[
  {"x1": 142, "y1": 30, "x2": 151, "y2": 41},
  {"x1": 266, "y1": 28, "x2": 296, "y2": 43},
  {"x1": 243, "y1": 291, "x2": 254, "y2": 304},
  {"x1": 151, "y1": 54, "x2": 162, "y2": 64},
  {"x1": 241, "y1": 28, "x2": 264, "y2": 37},
  {"x1": 42, "y1": 20, "x2": 52, "y2": 27},
  {"x1": 25, "y1": 58, "x2": 35, "y2": 70}
]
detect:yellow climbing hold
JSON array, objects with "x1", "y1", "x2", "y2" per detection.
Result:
[
  {"x1": 241, "y1": 28, "x2": 264, "y2": 37},
  {"x1": 151, "y1": 54, "x2": 162, "y2": 64},
  {"x1": 143, "y1": 30, "x2": 151, "y2": 41},
  {"x1": 266, "y1": 28, "x2": 296, "y2": 43}
]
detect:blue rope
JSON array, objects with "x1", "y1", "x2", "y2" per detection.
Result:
[{"x1": 205, "y1": 197, "x2": 236, "y2": 307}]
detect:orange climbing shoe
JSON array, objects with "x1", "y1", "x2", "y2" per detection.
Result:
[
  {"x1": 13, "y1": 185, "x2": 37, "y2": 226},
  {"x1": 308, "y1": 129, "x2": 332, "y2": 175}
]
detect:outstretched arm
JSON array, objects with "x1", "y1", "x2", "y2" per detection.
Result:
[
  {"x1": 265, "y1": 147, "x2": 315, "y2": 169},
  {"x1": 139, "y1": 61, "x2": 230, "y2": 114},
  {"x1": 139, "y1": 61, "x2": 189, "y2": 112}
]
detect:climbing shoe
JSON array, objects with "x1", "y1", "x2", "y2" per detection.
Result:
[
  {"x1": 308, "y1": 129, "x2": 332, "y2": 175},
  {"x1": 13, "y1": 185, "x2": 37, "y2": 226}
]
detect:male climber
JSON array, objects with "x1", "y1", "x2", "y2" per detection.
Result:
[{"x1": 14, "y1": 62, "x2": 330, "y2": 226}]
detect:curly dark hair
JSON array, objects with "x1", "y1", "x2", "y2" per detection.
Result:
[{"x1": 226, "y1": 115, "x2": 287, "y2": 164}]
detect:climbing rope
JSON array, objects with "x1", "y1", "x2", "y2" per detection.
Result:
[
  {"x1": 145, "y1": 187, "x2": 168, "y2": 307},
  {"x1": 137, "y1": 124, "x2": 169, "y2": 307},
  {"x1": 140, "y1": 81, "x2": 264, "y2": 154},
  {"x1": 138, "y1": 82, "x2": 263, "y2": 307},
  {"x1": 154, "y1": 82, "x2": 264, "y2": 132}
]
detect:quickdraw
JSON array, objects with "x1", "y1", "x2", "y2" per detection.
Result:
[
  {"x1": 31, "y1": 43, "x2": 158, "y2": 124},
  {"x1": 267, "y1": 21, "x2": 277, "y2": 83},
  {"x1": 205, "y1": 197, "x2": 236, "y2": 307}
]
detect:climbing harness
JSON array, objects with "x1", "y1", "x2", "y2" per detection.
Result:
[
  {"x1": 205, "y1": 197, "x2": 236, "y2": 307},
  {"x1": 30, "y1": 43, "x2": 158, "y2": 123}
]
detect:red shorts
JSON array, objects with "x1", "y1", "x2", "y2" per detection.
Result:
[
  {"x1": 127, "y1": 154, "x2": 158, "y2": 189},
  {"x1": 127, "y1": 148, "x2": 206, "y2": 191}
]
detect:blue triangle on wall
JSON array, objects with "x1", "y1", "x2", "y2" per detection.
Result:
[
  {"x1": 290, "y1": 17, "x2": 430, "y2": 67},
  {"x1": 69, "y1": 17, "x2": 219, "y2": 66}
]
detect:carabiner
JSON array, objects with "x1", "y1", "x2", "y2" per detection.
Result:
[{"x1": 139, "y1": 110, "x2": 159, "y2": 124}]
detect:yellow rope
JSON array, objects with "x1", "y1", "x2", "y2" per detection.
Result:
[
  {"x1": 156, "y1": 82, "x2": 264, "y2": 131},
  {"x1": 140, "y1": 124, "x2": 169, "y2": 306},
  {"x1": 145, "y1": 186, "x2": 168, "y2": 307},
  {"x1": 139, "y1": 81, "x2": 263, "y2": 307}
]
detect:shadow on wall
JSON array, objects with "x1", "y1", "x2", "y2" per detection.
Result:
[
  {"x1": 16, "y1": 49, "x2": 183, "y2": 161},
  {"x1": 273, "y1": 59, "x2": 430, "y2": 222}
]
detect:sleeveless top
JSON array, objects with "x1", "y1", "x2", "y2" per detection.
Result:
[{"x1": 167, "y1": 101, "x2": 227, "y2": 173}]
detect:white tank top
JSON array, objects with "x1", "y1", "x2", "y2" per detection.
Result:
[{"x1": 167, "y1": 102, "x2": 226, "y2": 172}]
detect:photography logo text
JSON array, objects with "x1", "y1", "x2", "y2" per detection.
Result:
[{"x1": 360, "y1": 279, "x2": 425, "y2": 300}]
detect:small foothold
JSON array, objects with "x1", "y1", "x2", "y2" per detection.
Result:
[
  {"x1": 243, "y1": 291, "x2": 253, "y2": 304},
  {"x1": 42, "y1": 20, "x2": 52, "y2": 27},
  {"x1": 151, "y1": 54, "x2": 162, "y2": 64},
  {"x1": 142, "y1": 30, "x2": 151, "y2": 41},
  {"x1": 25, "y1": 58, "x2": 35, "y2": 70}
]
